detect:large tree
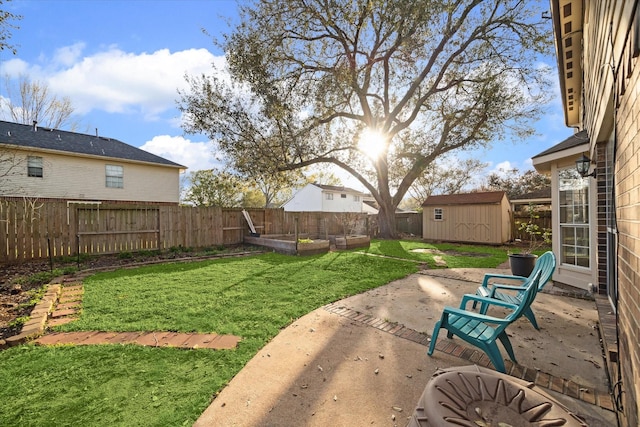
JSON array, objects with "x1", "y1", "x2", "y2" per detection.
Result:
[
  {"x1": 179, "y1": 0, "x2": 553, "y2": 238},
  {"x1": 407, "y1": 157, "x2": 487, "y2": 207},
  {"x1": 0, "y1": 0, "x2": 20, "y2": 54},
  {"x1": 183, "y1": 168, "x2": 243, "y2": 207},
  {"x1": 1, "y1": 75, "x2": 78, "y2": 130},
  {"x1": 484, "y1": 168, "x2": 551, "y2": 200}
]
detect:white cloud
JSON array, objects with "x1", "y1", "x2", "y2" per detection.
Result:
[
  {"x1": 3, "y1": 44, "x2": 227, "y2": 121},
  {"x1": 52, "y1": 42, "x2": 86, "y2": 67},
  {"x1": 0, "y1": 58, "x2": 31, "y2": 75},
  {"x1": 491, "y1": 161, "x2": 515, "y2": 177},
  {"x1": 139, "y1": 135, "x2": 222, "y2": 172}
]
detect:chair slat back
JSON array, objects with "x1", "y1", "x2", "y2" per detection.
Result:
[
  {"x1": 515, "y1": 252, "x2": 556, "y2": 299},
  {"x1": 506, "y1": 271, "x2": 542, "y2": 323},
  {"x1": 535, "y1": 251, "x2": 556, "y2": 291}
]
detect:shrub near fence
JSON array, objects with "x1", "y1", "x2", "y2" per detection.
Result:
[
  {"x1": 511, "y1": 210, "x2": 551, "y2": 242},
  {"x1": 0, "y1": 198, "x2": 371, "y2": 264}
]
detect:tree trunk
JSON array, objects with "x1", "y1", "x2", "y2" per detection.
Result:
[{"x1": 377, "y1": 202, "x2": 398, "y2": 239}]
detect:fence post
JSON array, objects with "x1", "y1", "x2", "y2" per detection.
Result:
[{"x1": 325, "y1": 218, "x2": 328, "y2": 240}]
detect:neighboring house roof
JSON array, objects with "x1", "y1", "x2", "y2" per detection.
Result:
[
  {"x1": 313, "y1": 183, "x2": 368, "y2": 195},
  {"x1": 363, "y1": 200, "x2": 378, "y2": 209},
  {"x1": 532, "y1": 130, "x2": 589, "y2": 159},
  {"x1": 0, "y1": 120, "x2": 185, "y2": 169},
  {"x1": 422, "y1": 191, "x2": 507, "y2": 206},
  {"x1": 362, "y1": 199, "x2": 407, "y2": 214}
]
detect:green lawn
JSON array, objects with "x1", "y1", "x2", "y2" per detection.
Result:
[
  {"x1": 0, "y1": 243, "x2": 514, "y2": 426},
  {"x1": 0, "y1": 250, "x2": 418, "y2": 426},
  {"x1": 364, "y1": 239, "x2": 510, "y2": 268}
]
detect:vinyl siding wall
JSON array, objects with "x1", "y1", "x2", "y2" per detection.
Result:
[
  {"x1": 320, "y1": 190, "x2": 362, "y2": 212},
  {"x1": 282, "y1": 185, "x2": 323, "y2": 211},
  {"x1": 283, "y1": 184, "x2": 364, "y2": 212},
  {"x1": 1, "y1": 148, "x2": 181, "y2": 203}
]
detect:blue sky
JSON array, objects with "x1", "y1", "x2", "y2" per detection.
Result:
[{"x1": 1, "y1": 0, "x2": 575, "y2": 190}]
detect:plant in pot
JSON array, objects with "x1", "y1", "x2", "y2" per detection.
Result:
[{"x1": 509, "y1": 207, "x2": 551, "y2": 276}]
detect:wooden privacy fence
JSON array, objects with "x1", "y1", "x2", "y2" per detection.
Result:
[
  {"x1": 511, "y1": 210, "x2": 552, "y2": 242},
  {"x1": 0, "y1": 199, "x2": 371, "y2": 264},
  {"x1": 395, "y1": 212, "x2": 422, "y2": 236}
]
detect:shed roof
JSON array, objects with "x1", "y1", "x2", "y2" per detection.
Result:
[
  {"x1": 422, "y1": 191, "x2": 507, "y2": 206},
  {"x1": 0, "y1": 120, "x2": 185, "y2": 168}
]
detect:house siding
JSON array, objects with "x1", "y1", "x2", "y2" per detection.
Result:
[
  {"x1": 282, "y1": 184, "x2": 364, "y2": 212},
  {"x1": 580, "y1": 2, "x2": 640, "y2": 425},
  {"x1": 320, "y1": 189, "x2": 362, "y2": 212},
  {"x1": 614, "y1": 29, "x2": 640, "y2": 427},
  {"x1": 282, "y1": 185, "x2": 323, "y2": 211},
  {"x1": 1, "y1": 148, "x2": 181, "y2": 203}
]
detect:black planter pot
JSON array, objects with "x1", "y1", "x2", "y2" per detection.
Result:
[{"x1": 508, "y1": 253, "x2": 537, "y2": 277}]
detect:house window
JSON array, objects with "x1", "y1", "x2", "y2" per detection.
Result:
[
  {"x1": 558, "y1": 168, "x2": 589, "y2": 268},
  {"x1": 434, "y1": 208, "x2": 443, "y2": 220},
  {"x1": 326, "y1": 193, "x2": 333, "y2": 200},
  {"x1": 353, "y1": 195, "x2": 360, "y2": 202},
  {"x1": 27, "y1": 156, "x2": 43, "y2": 177},
  {"x1": 341, "y1": 194, "x2": 346, "y2": 198},
  {"x1": 106, "y1": 165, "x2": 124, "y2": 188}
]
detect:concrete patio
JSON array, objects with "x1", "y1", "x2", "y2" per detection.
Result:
[{"x1": 194, "y1": 267, "x2": 616, "y2": 426}]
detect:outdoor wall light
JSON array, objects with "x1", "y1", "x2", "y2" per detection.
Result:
[{"x1": 576, "y1": 154, "x2": 596, "y2": 178}]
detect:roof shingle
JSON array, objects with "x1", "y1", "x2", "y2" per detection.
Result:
[
  {"x1": 0, "y1": 120, "x2": 185, "y2": 168},
  {"x1": 422, "y1": 191, "x2": 507, "y2": 206}
]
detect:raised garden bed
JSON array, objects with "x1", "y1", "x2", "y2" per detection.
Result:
[
  {"x1": 244, "y1": 234, "x2": 330, "y2": 256},
  {"x1": 334, "y1": 235, "x2": 371, "y2": 250}
]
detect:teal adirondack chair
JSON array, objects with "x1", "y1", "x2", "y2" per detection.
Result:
[
  {"x1": 473, "y1": 251, "x2": 556, "y2": 330},
  {"x1": 427, "y1": 271, "x2": 542, "y2": 373}
]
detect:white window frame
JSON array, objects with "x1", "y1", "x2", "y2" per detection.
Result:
[
  {"x1": 27, "y1": 156, "x2": 43, "y2": 178},
  {"x1": 325, "y1": 193, "x2": 333, "y2": 200},
  {"x1": 434, "y1": 208, "x2": 443, "y2": 221},
  {"x1": 558, "y1": 167, "x2": 590, "y2": 268},
  {"x1": 353, "y1": 195, "x2": 360, "y2": 202},
  {"x1": 106, "y1": 164, "x2": 124, "y2": 188}
]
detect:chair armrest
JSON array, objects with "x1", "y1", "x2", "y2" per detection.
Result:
[
  {"x1": 481, "y1": 273, "x2": 528, "y2": 288},
  {"x1": 459, "y1": 294, "x2": 519, "y2": 311},
  {"x1": 443, "y1": 306, "x2": 511, "y2": 326},
  {"x1": 488, "y1": 283, "x2": 529, "y2": 297}
]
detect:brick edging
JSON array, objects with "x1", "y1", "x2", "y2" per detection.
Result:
[
  {"x1": 1, "y1": 284, "x2": 61, "y2": 349},
  {"x1": 323, "y1": 302, "x2": 615, "y2": 412}
]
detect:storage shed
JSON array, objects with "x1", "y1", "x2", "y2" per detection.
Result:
[{"x1": 422, "y1": 191, "x2": 511, "y2": 244}]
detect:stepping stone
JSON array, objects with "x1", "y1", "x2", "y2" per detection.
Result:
[
  {"x1": 34, "y1": 331, "x2": 240, "y2": 350},
  {"x1": 47, "y1": 317, "x2": 76, "y2": 327},
  {"x1": 51, "y1": 308, "x2": 78, "y2": 318},
  {"x1": 105, "y1": 332, "x2": 144, "y2": 344},
  {"x1": 59, "y1": 295, "x2": 82, "y2": 304},
  {"x1": 433, "y1": 255, "x2": 447, "y2": 266},
  {"x1": 55, "y1": 302, "x2": 81, "y2": 310}
]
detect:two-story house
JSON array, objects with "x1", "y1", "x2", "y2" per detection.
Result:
[
  {"x1": 0, "y1": 120, "x2": 185, "y2": 204},
  {"x1": 541, "y1": 2, "x2": 640, "y2": 425},
  {"x1": 282, "y1": 183, "x2": 368, "y2": 212}
]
